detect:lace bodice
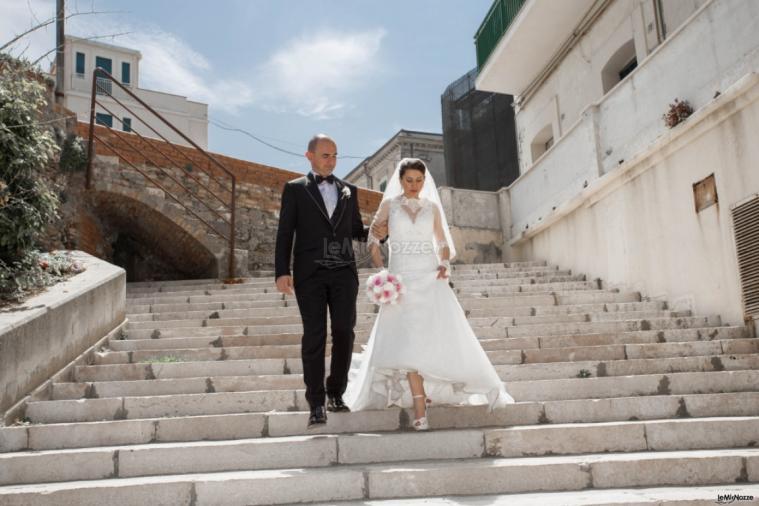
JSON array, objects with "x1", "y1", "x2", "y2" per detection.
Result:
[{"x1": 369, "y1": 196, "x2": 449, "y2": 273}]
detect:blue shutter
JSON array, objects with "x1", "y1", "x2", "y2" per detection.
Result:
[
  {"x1": 95, "y1": 113, "x2": 113, "y2": 128},
  {"x1": 95, "y1": 56, "x2": 112, "y2": 75},
  {"x1": 122, "y1": 117, "x2": 132, "y2": 132},
  {"x1": 75, "y1": 52, "x2": 85, "y2": 74},
  {"x1": 121, "y1": 62, "x2": 131, "y2": 85}
]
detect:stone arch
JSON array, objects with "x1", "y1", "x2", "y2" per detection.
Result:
[{"x1": 89, "y1": 189, "x2": 222, "y2": 281}]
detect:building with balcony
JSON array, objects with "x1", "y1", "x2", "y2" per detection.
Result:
[
  {"x1": 343, "y1": 130, "x2": 446, "y2": 191},
  {"x1": 56, "y1": 35, "x2": 208, "y2": 148},
  {"x1": 449, "y1": 0, "x2": 759, "y2": 326}
]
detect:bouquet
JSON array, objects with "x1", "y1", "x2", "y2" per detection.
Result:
[{"x1": 366, "y1": 269, "x2": 406, "y2": 305}]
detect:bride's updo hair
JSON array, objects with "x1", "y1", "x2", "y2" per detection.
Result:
[{"x1": 398, "y1": 158, "x2": 427, "y2": 178}]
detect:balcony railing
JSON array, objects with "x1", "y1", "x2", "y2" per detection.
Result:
[{"x1": 475, "y1": 0, "x2": 526, "y2": 69}]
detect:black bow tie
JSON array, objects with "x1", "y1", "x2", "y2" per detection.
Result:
[{"x1": 314, "y1": 174, "x2": 335, "y2": 184}]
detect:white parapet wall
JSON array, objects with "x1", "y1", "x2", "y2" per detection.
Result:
[
  {"x1": 0, "y1": 252, "x2": 125, "y2": 418},
  {"x1": 439, "y1": 187, "x2": 504, "y2": 265},
  {"x1": 512, "y1": 72, "x2": 759, "y2": 326}
]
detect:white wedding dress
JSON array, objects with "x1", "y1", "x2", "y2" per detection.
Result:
[{"x1": 344, "y1": 194, "x2": 515, "y2": 411}]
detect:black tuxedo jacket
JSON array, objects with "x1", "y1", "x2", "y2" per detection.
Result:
[{"x1": 275, "y1": 172, "x2": 369, "y2": 287}]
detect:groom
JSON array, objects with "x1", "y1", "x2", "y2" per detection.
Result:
[{"x1": 275, "y1": 134, "x2": 385, "y2": 428}]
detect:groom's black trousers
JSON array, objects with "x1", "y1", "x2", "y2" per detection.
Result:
[{"x1": 294, "y1": 266, "x2": 359, "y2": 408}]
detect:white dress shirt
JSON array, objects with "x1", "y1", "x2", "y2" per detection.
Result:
[{"x1": 311, "y1": 170, "x2": 338, "y2": 218}]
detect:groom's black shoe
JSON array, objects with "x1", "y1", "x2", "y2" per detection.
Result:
[
  {"x1": 327, "y1": 395, "x2": 351, "y2": 413},
  {"x1": 308, "y1": 405, "x2": 327, "y2": 428}
]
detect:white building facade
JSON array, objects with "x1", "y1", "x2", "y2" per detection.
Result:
[
  {"x1": 59, "y1": 36, "x2": 208, "y2": 148},
  {"x1": 343, "y1": 130, "x2": 446, "y2": 191},
  {"x1": 447, "y1": 0, "x2": 759, "y2": 327}
]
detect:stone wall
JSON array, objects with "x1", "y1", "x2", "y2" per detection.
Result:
[{"x1": 75, "y1": 123, "x2": 383, "y2": 278}]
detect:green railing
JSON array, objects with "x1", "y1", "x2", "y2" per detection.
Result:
[{"x1": 475, "y1": 0, "x2": 527, "y2": 69}]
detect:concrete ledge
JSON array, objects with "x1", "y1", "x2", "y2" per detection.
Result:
[{"x1": 0, "y1": 252, "x2": 125, "y2": 419}]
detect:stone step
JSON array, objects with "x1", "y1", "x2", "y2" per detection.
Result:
[
  {"x1": 24, "y1": 369, "x2": 759, "y2": 423},
  {"x1": 124, "y1": 267, "x2": 565, "y2": 296},
  {"x1": 498, "y1": 352, "x2": 759, "y2": 381},
  {"x1": 1, "y1": 448, "x2": 757, "y2": 505},
  {"x1": 123, "y1": 292, "x2": 601, "y2": 316},
  {"x1": 124, "y1": 309, "x2": 688, "y2": 332},
  {"x1": 52, "y1": 350, "x2": 759, "y2": 401},
  {"x1": 127, "y1": 291, "x2": 288, "y2": 306},
  {"x1": 124, "y1": 278, "x2": 599, "y2": 302},
  {"x1": 121, "y1": 315, "x2": 719, "y2": 341},
  {"x1": 457, "y1": 281, "x2": 600, "y2": 295},
  {"x1": 75, "y1": 330, "x2": 756, "y2": 381},
  {"x1": 308, "y1": 485, "x2": 759, "y2": 506},
  {"x1": 125, "y1": 290, "x2": 642, "y2": 311},
  {"x1": 124, "y1": 269, "x2": 572, "y2": 296},
  {"x1": 9, "y1": 392, "x2": 759, "y2": 452},
  {"x1": 75, "y1": 358, "x2": 290, "y2": 383},
  {"x1": 451, "y1": 273, "x2": 585, "y2": 288},
  {"x1": 3, "y1": 416, "x2": 759, "y2": 487},
  {"x1": 127, "y1": 300, "x2": 667, "y2": 322},
  {"x1": 505, "y1": 316, "x2": 722, "y2": 338},
  {"x1": 97, "y1": 331, "x2": 754, "y2": 365}
]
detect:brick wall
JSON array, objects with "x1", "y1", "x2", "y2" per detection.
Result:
[{"x1": 77, "y1": 123, "x2": 383, "y2": 276}]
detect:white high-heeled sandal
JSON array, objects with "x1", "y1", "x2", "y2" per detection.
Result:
[{"x1": 412, "y1": 394, "x2": 429, "y2": 431}]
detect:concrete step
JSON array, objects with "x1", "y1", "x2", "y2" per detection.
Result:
[
  {"x1": 457, "y1": 281, "x2": 600, "y2": 295},
  {"x1": 123, "y1": 309, "x2": 690, "y2": 332},
  {"x1": 505, "y1": 315, "x2": 722, "y2": 338},
  {"x1": 1, "y1": 448, "x2": 757, "y2": 505},
  {"x1": 450, "y1": 274, "x2": 586, "y2": 288},
  {"x1": 308, "y1": 485, "x2": 759, "y2": 506},
  {"x1": 124, "y1": 270, "x2": 568, "y2": 299},
  {"x1": 127, "y1": 300, "x2": 667, "y2": 323},
  {"x1": 53, "y1": 350, "x2": 759, "y2": 400},
  {"x1": 24, "y1": 369, "x2": 759, "y2": 423},
  {"x1": 75, "y1": 330, "x2": 757, "y2": 381},
  {"x1": 3, "y1": 417, "x2": 759, "y2": 487},
  {"x1": 8, "y1": 392, "x2": 759, "y2": 453},
  {"x1": 498, "y1": 352, "x2": 759, "y2": 381},
  {"x1": 125, "y1": 269, "x2": 572, "y2": 296},
  {"x1": 96, "y1": 331, "x2": 754, "y2": 366}
]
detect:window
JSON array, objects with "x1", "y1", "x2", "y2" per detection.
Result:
[
  {"x1": 95, "y1": 56, "x2": 112, "y2": 75},
  {"x1": 618, "y1": 57, "x2": 638, "y2": 81},
  {"x1": 601, "y1": 39, "x2": 636, "y2": 94},
  {"x1": 379, "y1": 178, "x2": 387, "y2": 192},
  {"x1": 121, "y1": 62, "x2": 131, "y2": 85},
  {"x1": 95, "y1": 113, "x2": 113, "y2": 128},
  {"x1": 75, "y1": 52, "x2": 85, "y2": 75},
  {"x1": 122, "y1": 117, "x2": 132, "y2": 132},
  {"x1": 530, "y1": 124, "x2": 554, "y2": 164}
]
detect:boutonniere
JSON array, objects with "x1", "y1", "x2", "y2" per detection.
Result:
[{"x1": 341, "y1": 185, "x2": 351, "y2": 200}]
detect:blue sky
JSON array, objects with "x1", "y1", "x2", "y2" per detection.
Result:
[{"x1": 1, "y1": 0, "x2": 492, "y2": 176}]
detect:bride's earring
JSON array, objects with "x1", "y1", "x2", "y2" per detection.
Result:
[{"x1": 412, "y1": 394, "x2": 429, "y2": 431}]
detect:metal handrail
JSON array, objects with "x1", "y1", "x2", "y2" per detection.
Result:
[{"x1": 85, "y1": 67, "x2": 238, "y2": 278}]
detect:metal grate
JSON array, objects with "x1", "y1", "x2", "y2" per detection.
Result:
[{"x1": 732, "y1": 194, "x2": 759, "y2": 318}]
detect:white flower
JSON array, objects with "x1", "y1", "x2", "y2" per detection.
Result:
[{"x1": 341, "y1": 185, "x2": 351, "y2": 200}]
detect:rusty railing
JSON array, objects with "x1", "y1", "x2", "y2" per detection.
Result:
[{"x1": 84, "y1": 67, "x2": 238, "y2": 279}]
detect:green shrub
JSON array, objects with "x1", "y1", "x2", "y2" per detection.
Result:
[{"x1": 0, "y1": 55, "x2": 60, "y2": 265}]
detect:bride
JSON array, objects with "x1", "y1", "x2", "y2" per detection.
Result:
[{"x1": 344, "y1": 158, "x2": 515, "y2": 430}]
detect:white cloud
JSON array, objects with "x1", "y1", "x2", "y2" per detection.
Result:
[
  {"x1": 0, "y1": 0, "x2": 253, "y2": 114},
  {"x1": 255, "y1": 29, "x2": 386, "y2": 119},
  {"x1": 0, "y1": 2, "x2": 385, "y2": 118}
]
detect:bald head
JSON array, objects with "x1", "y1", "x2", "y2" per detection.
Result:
[
  {"x1": 307, "y1": 134, "x2": 336, "y2": 153},
  {"x1": 306, "y1": 134, "x2": 338, "y2": 175}
]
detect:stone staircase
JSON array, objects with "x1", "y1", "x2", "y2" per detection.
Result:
[{"x1": 2, "y1": 261, "x2": 759, "y2": 505}]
